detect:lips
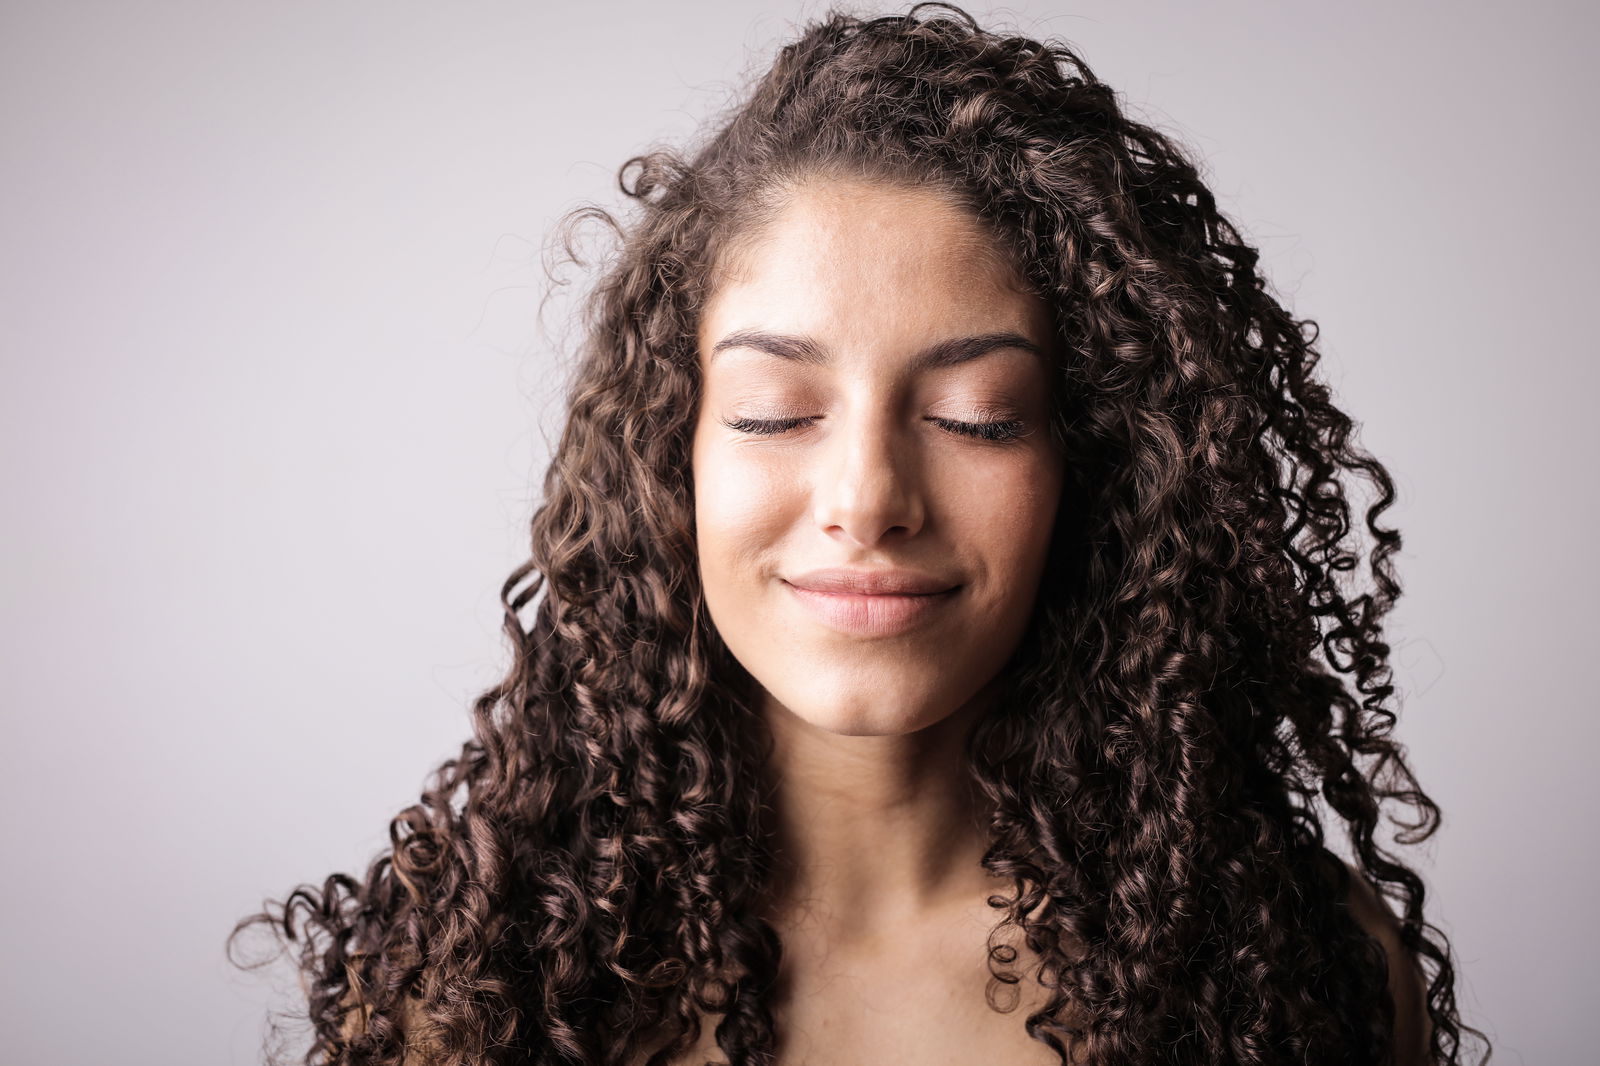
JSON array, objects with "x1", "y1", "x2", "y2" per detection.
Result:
[
  {"x1": 782, "y1": 572, "x2": 960, "y2": 637},
  {"x1": 784, "y1": 567, "x2": 958, "y2": 595}
]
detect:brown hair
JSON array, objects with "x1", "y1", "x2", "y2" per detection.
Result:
[{"x1": 231, "y1": 5, "x2": 1489, "y2": 1064}]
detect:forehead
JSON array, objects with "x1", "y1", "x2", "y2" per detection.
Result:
[{"x1": 699, "y1": 178, "x2": 1046, "y2": 360}]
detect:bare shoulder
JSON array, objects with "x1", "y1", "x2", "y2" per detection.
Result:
[{"x1": 1339, "y1": 859, "x2": 1434, "y2": 1066}]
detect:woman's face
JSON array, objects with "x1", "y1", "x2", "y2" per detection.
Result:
[{"x1": 691, "y1": 176, "x2": 1064, "y2": 737}]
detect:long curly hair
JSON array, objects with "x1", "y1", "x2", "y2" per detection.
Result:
[{"x1": 230, "y1": 6, "x2": 1490, "y2": 1064}]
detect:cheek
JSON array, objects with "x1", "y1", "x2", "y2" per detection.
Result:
[
  {"x1": 946, "y1": 455, "x2": 1060, "y2": 556},
  {"x1": 943, "y1": 456, "x2": 1063, "y2": 635},
  {"x1": 691, "y1": 438, "x2": 792, "y2": 584}
]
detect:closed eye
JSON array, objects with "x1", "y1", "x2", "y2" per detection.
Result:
[{"x1": 721, "y1": 415, "x2": 1027, "y2": 443}]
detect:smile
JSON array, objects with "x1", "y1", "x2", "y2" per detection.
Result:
[{"x1": 782, "y1": 581, "x2": 959, "y2": 637}]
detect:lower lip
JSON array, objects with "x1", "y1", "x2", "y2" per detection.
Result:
[{"x1": 783, "y1": 581, "x2": 958, "y2": 637}]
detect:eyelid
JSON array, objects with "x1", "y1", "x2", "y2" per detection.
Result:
[
  {"x1": 721, "y1": 413, "x2": 1029, "y2": 443},
  {"x1": 728, "y1": 399, "x2": 1027, "y2": 422},
  {"x1": 949, "y1": 401, "x2": 1025, "y2": 422}
]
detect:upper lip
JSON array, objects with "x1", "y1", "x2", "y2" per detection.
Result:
[{"x1": 784, "y1": 567, "x2": 959, "y2": 595}]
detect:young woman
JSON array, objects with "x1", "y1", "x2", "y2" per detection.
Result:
[{"x1": 233, "y1": 6, "x2": 1488, "y2": 1064}]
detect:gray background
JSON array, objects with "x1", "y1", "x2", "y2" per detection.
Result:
[{"x1": 2, "y1": 1, "x2": 1592, "y2": 1063}]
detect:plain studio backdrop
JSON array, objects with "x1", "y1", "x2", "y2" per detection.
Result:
[{"x1": 2, "y1": 1, "x2": 1593, "y2": 1063}]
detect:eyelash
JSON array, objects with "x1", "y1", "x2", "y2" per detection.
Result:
[{"x1": 722, "y1": 415, "x2": 1028, "y2": 443}]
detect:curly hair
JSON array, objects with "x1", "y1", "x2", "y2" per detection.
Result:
[{"x1": 229, "y1": 5, "x2": 1491, "y2": 1064}]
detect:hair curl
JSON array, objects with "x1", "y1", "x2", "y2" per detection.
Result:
[{"x1": 230, "y1": 6, "x2": 1490, "y2": 1064}]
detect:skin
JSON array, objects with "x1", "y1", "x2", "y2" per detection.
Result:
[
  {"x1": 689, "y1": 175, "x2": 1068, "y2": 1063},
  {"x1": 690, "y1": 175, "x2": 1065, "y2": 921}
]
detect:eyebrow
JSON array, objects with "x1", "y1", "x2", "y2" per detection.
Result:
[{"x1": 709, "y1": 328, "x2": 1045, "y2": 372}]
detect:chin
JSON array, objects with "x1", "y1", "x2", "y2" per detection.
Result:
[
  {"x1": 766, "y1": 681, "x2": 959, "y2": 737},
  {"x1": 807, "y1": 710, "x2": 934, "y2": 737}
]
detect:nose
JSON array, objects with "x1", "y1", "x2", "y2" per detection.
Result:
[{"x1": 811, "y1": 407, "x2": 927, "y2": 546}]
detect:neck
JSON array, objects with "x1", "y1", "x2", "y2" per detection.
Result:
[{"x1": 758, "y1": 680, "x2": 1002, "y2": 945}]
